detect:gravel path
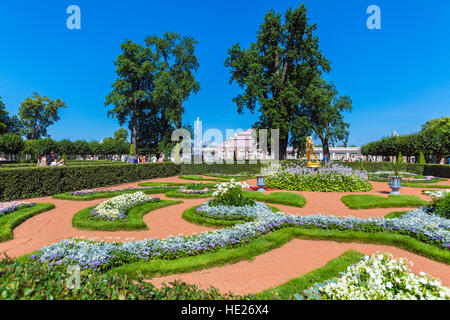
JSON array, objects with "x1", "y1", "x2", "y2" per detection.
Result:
[{"x1": 1, "y1": 175, "x2": 448, "y2": 295}]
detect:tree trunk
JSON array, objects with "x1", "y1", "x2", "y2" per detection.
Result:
[
  {"x1": 278, "y1": 138, "x2": 288, "y2": 160},
  {"x1": 131, "y1": 99, "x2": 138, "y2": 154},
  {"x1": 321, "y1": 138, "x2": 331, "y2": 161}
]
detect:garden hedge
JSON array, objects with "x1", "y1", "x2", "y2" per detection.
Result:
[
  {"x1": 0, "y1": 161, "x2": 264, "y2": 201},
  {"x1": 0, "y1": 163, "x2": 179, "y2": 201}
]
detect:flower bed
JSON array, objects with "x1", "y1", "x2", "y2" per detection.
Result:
[
  {"x1": 209, "y1": 180, "x2": 254, "y2": 207},
  {"x1": 266, "y1": 163, "x2": 372, "y2": 192},
  {"x1": 88, "y1": 192, "x2": 158, "y2": 221},
  {"x1": 195, "y1": 201, "x2": 272, "y2": 221},
  {"x1": 424, "y1": 190, "x2": 450, "y2": 198},
  {"x1": 30, "y1": 205, "x2": 450, "y2": 272},
  {"x1": 70, "y1": 186, "x2": 175, "y2": 197},
  {"x1": 296, "y1": 252, "x2": 450, "y2": 300},
  {"x1": 179, "y1": 183, "x2": 211, "y2": 194},
  {"x1": 0, "y1": 201, "x2": 35, "y2": 217}
]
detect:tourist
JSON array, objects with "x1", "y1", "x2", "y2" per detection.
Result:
[{"x1": 37, "y1": 154, "x2": 47, "y2": 167}]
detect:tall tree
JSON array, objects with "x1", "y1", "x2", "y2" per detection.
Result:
[
  {"x1": 0, "y1": 97, "x2": 21, "y2": 134},
  {"x1": 113, "y1": 128, "x2": 128, "y2": 143},
  {"x1": 146, "y1": 32, "x2": 200, "y2": 130},
  {"x1": 225, "y1": 4, "x2": 330, "y2": 159},
  {"x1": 296, "y1": 78, "x2": 352, "y2": 160},
  {"x1": 105, "y1": 40, "x2": 155, "y2": 153},
  {"x1": 18, "y1": 92, "x2": 67, "y2": 139}
]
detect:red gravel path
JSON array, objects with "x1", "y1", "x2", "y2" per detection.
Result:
[{"x1": 0, "y1": 175, "x2": 449, "y2": 295}]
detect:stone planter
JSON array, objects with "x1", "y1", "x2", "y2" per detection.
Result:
[{"x1": 389, "y1": 176, "x2": 402, "y2": 195}]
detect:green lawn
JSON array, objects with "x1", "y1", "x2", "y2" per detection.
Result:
[
  {"x1": 164, "y1": 189, "x2": 215, "y2": 199},
  {"x1": 341, "y1": 195, "x2": 428, "y2": 209},
  {"x1": 178, "y1": 175, "x2": 231, "y2": 182},
  {"x1": 138, "y1": 181, "x2": 217, "y2": 188},
  {"x1": 72, "y1": 200, "x2": 182, "y2": 231},
  {"x1": 243, "y1": 191, "x2": 306, "y2": 208},
  {"x1": 0, "y1": 203, "x2": 55, "y2": 242},
  {"x1": 384, "y1": 211, "x2": 408, "y2": 219},
  {"x1": 254, "y1": 249, "x2": 365, "y2": 299},
  {"x1": 401, "y1": 183, "x2": 450, "y2": 189}
]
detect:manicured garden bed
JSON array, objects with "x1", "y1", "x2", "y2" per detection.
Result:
[
  {"x1": 266, "y1": 163, "x2": 372, "y2": 192},
  {"x1": 53, "y1": 186, "x2": 179, "y2": 201},
  {"x1": 72, "y1": 197, "x2": 181, "y2": 231},
  {"x1": 341, "y1": 195, "x2": 429, "y2": 210},
  {"x1": 0, "y1": 203, "x2": 55, "y2": 242}
]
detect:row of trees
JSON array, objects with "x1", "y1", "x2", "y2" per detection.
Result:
[
  {"x1": 0, "y1": 129, "x2": 133, "y2": 161},
  {"x1": 105, "y1": 33, "x2": 199, "y2": 157},
  {"x1": 106, "y1": 3, "x2": 352, "y2": 161},
  {"x1": 361, "y1": 117, "x2": 450, "y2": 163},
  {"x1": 0, "y1": 93, "x2": 66, "y2": 139}
]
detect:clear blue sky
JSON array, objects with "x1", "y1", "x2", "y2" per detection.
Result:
[{"x1": 0, "y1": 0, "x2": 449, "y2": 146}]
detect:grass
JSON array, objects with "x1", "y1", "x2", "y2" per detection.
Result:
[
  {"x1": 384, "y1": 211, "x2": 408, "y2": 219},
  {"x1": 164, "y1": 189, "x2": 215, "y2": 199},
  {"x1": 243, "y1": 191, "x2": 306, "y2": 208},
  {"x1": 178, "y1": 175, "x2": 231, "y2": 182},
  {"x1": 341, "y1": 194, "x2": 429, "y2": 209},
  {"x1": 254, "y1": 249, "x2": 365, "y2": 299},
  {"x1": 52, "y1": 187, "x2": 179, "y2": 201},
  {"x1": 107, "y1": 226, "x2": 450, "y2": 280},
  {"x1": 401, "y1": 183, "x2": 450, "y2": 189},
  {"x1": 138, "y1": 181, "x2": 217, "y2": 188},
  {"x1": 72, "y1": 200, "x2": 182, "y2": 231},
  {"x1": 0, "y1": 203, "x2": 55, "y2": 242}
]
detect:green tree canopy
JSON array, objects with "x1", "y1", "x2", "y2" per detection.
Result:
[
  {"x1": 224, "y1": 4, "x2": 330, "y2": 159},
  {"x1": 113, "y1": 128, "x2": 128, "y2": 143},
  {"x1": 0, "y1": 97, "x2": 20, "y2": 135},
  {"x1": 105, "y1": 40, "x2": 155, "y2": 153},
  {"x1": 295, "y1": 78, "x2": 352, "y2": 159},
  {"x1": 0, "y1": 133, "x2": 24, "y2": 158},
  {"x1": 18, "y1": 92, "x2": 67, "y2": 139}
]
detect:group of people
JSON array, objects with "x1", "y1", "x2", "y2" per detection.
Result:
[
  {"x1": 125, "y1": 154, "x2": 165, "y2": 164},
  {"x1": 37, "y1": 151, "x2": 66, "y2": 167}
]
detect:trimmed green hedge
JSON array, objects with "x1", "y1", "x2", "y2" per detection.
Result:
[
  {"x1": 0, "y1": 163, "x2": 179, "y2": 201},
  {"x1": 0, "y1": 162, "x2": 265, "y2": 201},
  {"x1": 180, "y1": 162, "x2": 262, "y2": 175}
]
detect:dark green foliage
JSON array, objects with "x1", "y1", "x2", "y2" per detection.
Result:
[
  {"x1": 0, "y1": 203, "x2": 55, "y2": 242},
  {"x1": 0, "y1": 163, "x2": 179, "y2": 201},
  {"x1": 0, "y1": 256, "x2": 239, "y2": 300},
  {"x1": 224, "y1": 3, "x2": 330, "y2": 159},
  {"x1": 180, "y1": 162, "x2": 262, "y2": 175},
  {"x1": 427, "y1": 193, "x2": 450, "y2": 219},
  {"x1": 0, "y1": 133, "x2": 24, "y2": 156}
]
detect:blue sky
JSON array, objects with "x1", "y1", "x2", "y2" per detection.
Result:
[{"x1": 0, "y1": 0, "x2": 449, "y2": 146}]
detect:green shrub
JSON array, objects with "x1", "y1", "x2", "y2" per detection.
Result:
[
  {"x1": 0, "y1": 256, "x2": 240, "y2": 300},
  {"x1": 426, "y1": 193, "x2": 450, "y2": 219},
  {"x1": 0, "y1": 163, "x2": 179, "y2": 201},
  {"x1": 419, "y1": 151, "x2": 426, "y2": 164}
]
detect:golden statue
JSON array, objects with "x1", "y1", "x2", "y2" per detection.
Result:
[{"x1": 305, "y1": 136, "x2": 321, "y2": 168}]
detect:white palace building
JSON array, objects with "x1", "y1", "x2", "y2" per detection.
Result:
[{"x1": 199, "y1": 128, "x2": 362, "y2": 162}]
